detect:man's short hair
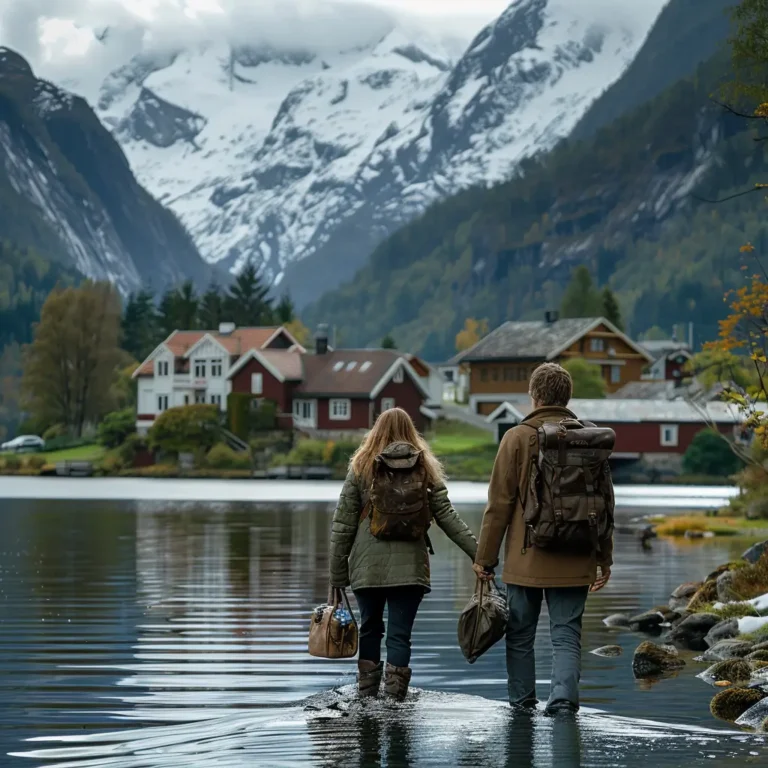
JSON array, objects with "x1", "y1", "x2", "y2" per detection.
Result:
[{"x1": 529, "y1": 363, "x2": 573, "y2": 407}]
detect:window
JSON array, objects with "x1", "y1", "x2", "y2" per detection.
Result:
[
  {"x1": 157, "y1": 360, "x2": 170, "y2": 377},
  {"x1": 194, "y1": 360, "x2": 206, "y2": 378},
  {"x1": 333, "y1": 361, "x2": 345, "y2": 371},
  {"x1": 590, "y1": 338, "x2": 605, "y2": 352},
  {"x1": 661, "y1": 425, "x2": 679, "y2": 447},
  {"x1": 381, "y1": 397, "x2": 395, "y2": 412},
  {"x1": 610, "y1": 365, "x2": 621, "y2": 384},
  {"x1": 194, "y1": 391, "x2": 206, "y2": 404},
  {"x1": 211, "y1": 394, "x2": 222, "y2": 408},
  {"x1": 480, "y1": 368, "x2": 488, "y2": 382},
  {"x1": 491, "y1": 367, "x2": 499, "y2": 381},
  {"x1": 184, "y1": 394, "x2": 190, "y2": 405},
  {"x1": 157, "y1": 395, "x2": 169, "y2": 412},
  {"x1": 360, "y1": 361, "x2": 372, "y2": 372},
  {"x1": 393, "y1": 367, "x2": 404, "y2": 384},
  {"x1": 251, "y1": 373, "x2": 263, "y2": 395},
  {"x1": 517, "y1": 367, "x2": 528, "y2": 381},
  {"x1": 346, "y1": 361, "x2": 358, "y2": 371},
  {"x1": 211, "y1": 359, "x2": 223, "y2": 377},
  {"x1": 504, "y1": 367, "x2": 514, "y2": 381},
  {"x1": 329, "y1": 398, "x2": 351, "y2": 420}
]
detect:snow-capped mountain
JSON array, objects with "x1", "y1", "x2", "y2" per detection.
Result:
[{"x1": 59, "y1": 0, "x2": 668, "y2": 305}]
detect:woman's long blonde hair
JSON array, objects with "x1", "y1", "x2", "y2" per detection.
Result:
[{"x1": 350, "y1": 407, "x2": 445, "y2": 486}]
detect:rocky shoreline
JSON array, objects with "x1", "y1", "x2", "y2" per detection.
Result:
[{"x1": 603, "y1": 539, "x2": 768, "y2": 731}]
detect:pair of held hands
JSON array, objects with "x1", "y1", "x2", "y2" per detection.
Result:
[{"x1": 471, "y1": 563, "x2": 612, "y2": 593}]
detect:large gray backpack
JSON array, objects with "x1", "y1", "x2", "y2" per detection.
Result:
[{"x1": 520, "y1": 418, "x2": 615, "y2": 556}]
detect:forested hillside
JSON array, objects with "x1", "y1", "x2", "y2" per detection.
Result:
[{"x1": 306, "y1": 45, "x2": 765, "y2": 360}]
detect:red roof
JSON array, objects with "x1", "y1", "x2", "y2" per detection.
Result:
[{"x1": 135, "y1": 327, "x2": 286, "y2": 376}]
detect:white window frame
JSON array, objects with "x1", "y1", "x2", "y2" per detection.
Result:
[
  {"x1": 157, "y1": 360, "x2": 170, "y2": 377},
  {"x1": 211, "y1": 394, "x2": 222, "y2": 409},
  {"x1": 660, "y1": 424, "x2": 679, "y2": 448},
  {"x1": 194, "y1": 390, "x2": 206, "y2": 404},
  {"x1": 157, "y1": 395, "x2": 169, "y2": 412},
  {"x1": 251, "y1": 373, "x2": 264, "y2": 395},
  {"x1": 393, "y1": 368, "x2": 405, "y2": 384},
  {"x1": 381, "y1": 397, "x2": 395, "y2": 412},
  {"x1": 211, "y1": 359, "x2": 223, "y2": 378},
  {"x1": 194, "y1": 360, "x2": 206, "y2": 378},
  {"x1": 610, "y1": 365, "x2": 621, "y2": 384},
  {"x1": 293, "y1": 399, "x2": 317, "y2": 427},
  {"x1": 329, "y1": 398, "x2": 351, "y2": 421},
  {"x1": 590, "y1": 338, "x2": 605, "y2": 352}
]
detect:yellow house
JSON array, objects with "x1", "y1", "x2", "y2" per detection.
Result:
[{"x1": 455, "y1": 313, "x2": 655, "y2": 416}]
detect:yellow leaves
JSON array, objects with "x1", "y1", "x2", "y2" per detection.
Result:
[
  {"x1": 741, "y1": 242, "x2": 756, "y2": 253},
  {"x1": 755, "y1": 103, "x2": 768, "y2": 117},
  {"x1": 456, "y1": 318, "x2": 489, "y2": 353},
  {"x1": 752, "y1": 353, "x2": 768, "y2": 363}
]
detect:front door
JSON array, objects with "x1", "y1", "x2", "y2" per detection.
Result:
[{"x1": 293, "y1": 399, "x2": 317, "y2": 428}]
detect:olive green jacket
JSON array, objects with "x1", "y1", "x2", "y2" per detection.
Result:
[{"x1": 329, "y1": 470, "x2": 478, "y2": 591}]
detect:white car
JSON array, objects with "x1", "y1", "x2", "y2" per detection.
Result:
[{"x1": 1, "y1": 435, "x2": 45, "y2": 453}]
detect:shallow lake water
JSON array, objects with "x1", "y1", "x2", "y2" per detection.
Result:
[{"x1": 0, "y1": 499, "x2": 765, "y2": 767}]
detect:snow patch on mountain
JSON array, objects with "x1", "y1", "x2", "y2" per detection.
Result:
[{"x1": 54, "y1": 0, "x2": 667, "y2": 303}]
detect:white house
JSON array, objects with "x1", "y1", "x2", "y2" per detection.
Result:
[{"x1": 132, "y1": 324, "x2": 303, "y2": 434}]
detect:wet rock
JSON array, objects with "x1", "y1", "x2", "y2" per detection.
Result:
[
  {"x1": 703, "y1": 618, "x2": 740, "y2": 648},
  {"x1": 687, "y1": 580, "x2": 719, "y2": 611},
  {"x1": 750, "y1": 661, "x2": 768, "y2": 673},
  {"x1": 710, "y1": 687, "x2": 768, "y2": 723},
  {"x1": 747, "y1": 650, "x2": 768, "y2": 663},
  {"x1": 603, "y1": 613, "x2": 631, "y2": 629},
  {"x1": 632, "y1": 641, "x2": 686, "y2": 679},
  {"x1": 669, "y1": 596, "x2": 690, "y2": 612},
  {"x1": 700, "y1": 640, "x2": 754, "y2": 662},
  {"x1": 671, "y1": 582, "x2": 703, "y2": 600},
  {"x1": 590, "y1": 645, "x2": 623, "y2": 658},
  {"x1": 669, "y1": 613, "x2": 722, "y2": 651},
  {"x1": 701, "y1": 660, "x2": 752, "y2": 684},
  {"x1": 735, "y1": 697, "x2": 768, "y2": 730},
  {"x1": 753, "y1": 641, "x2": 768, "y2": 652},
  {"x1": 707, "y1": 563, "x2": 737, "y2": 581},
  {"x1": 743, "y1": 540, "x2": 768, "y2": 565},
  {"x1": 670, "y1": 610, "x2": 691, "y2": 628},
  {"x1": 717, "y1": 571, "x2": 738, "y2": 603},
  {"x1": 628, "y1": 608, "x2": 679, "y2": 633}
]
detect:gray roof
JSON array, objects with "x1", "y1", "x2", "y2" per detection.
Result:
[
  {"x1": 639, "y1": 340, "x2": 692, "y2": 359},
  {"x1": 610, "y1": 380, "x2": 686, "y2": 400},
  {"x1": 458, "y1": 318, "x2": 600, "y2": 362}
]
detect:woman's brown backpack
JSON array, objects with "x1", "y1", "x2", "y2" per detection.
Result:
[{"x1": 362, "y1": 442, "x2": 431, "y2": 542}]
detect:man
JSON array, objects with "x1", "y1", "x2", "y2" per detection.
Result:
[{"x1": 473, "y1": 362, "x2": 613, "y2": 714}]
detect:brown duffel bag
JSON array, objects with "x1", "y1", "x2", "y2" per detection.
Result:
[
  {"x1": 308, "y1": 586, "x2": 359, "y2": 659},
  {"x1": 458, "y1": 579, "x2": 509, "y2": 664}
]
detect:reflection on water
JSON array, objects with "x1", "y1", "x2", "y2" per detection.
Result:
[{"x1": 0, "y1": 499, "x2": 765, "y2": 767}]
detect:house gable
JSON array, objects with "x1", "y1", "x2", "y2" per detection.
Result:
[
  {"x1": 133, "y1": 340, "x2": 175, "y2": 379},
  {"x1": 371, "y1": 357, "x2": 430, "y2": 400},
  {"x1": 183, "y1": 334, "x2": 230, "y2": 360}
]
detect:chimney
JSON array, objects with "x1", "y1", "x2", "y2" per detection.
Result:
[
  {"x1": 544, "y1": 310, "x2": 559, "y2": 324},
  {"x1": 315, "y1": 323, "x2": 329, "y2": 355},
  {"x1": 218, "y1": 322, "x2": 236, "y2": 336}
]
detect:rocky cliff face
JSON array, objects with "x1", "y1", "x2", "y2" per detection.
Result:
[
  {"x1": 0, "y1": 47, "x2": 211, "y2": 294},
  {"x1": 63, "y1": 0, "x2": 666, "y2": 305}
]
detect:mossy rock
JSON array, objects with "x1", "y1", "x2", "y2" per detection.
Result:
[
  {"x1": 707, "y1": 659, "x2": 752, "y2": 683},
  {"x1": 710, "y1": 687, "x2": 767, "y2": 723},
  {"x1": 747, "y1": 650, "x2": 768, "y2": 663},
  {"x1": 632, "y1": 641, "x2": 686, "y2": 679},
  {"x1": 701, "y1": 640, "x2": 754, "y2": 661},
  {"x1": 687, "y1": 580, "x2": 719, "y2": 611},
  {"x1": 750, "y1": 661, "x2": 768, "y2": 671},
  {"x1": 671, "y1": 581, "x2": 703, "y2": 600},
  {"x1": 753, "y1": 641, "x2": 768, "y2": 653}
]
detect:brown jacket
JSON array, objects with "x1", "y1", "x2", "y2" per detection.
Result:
[{"x1": 475, "y1": 405, "x2": 614, "y2": 588}]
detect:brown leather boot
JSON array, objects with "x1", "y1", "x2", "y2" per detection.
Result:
[
  {"x1": 357, "y1": 660, "x2": 383, "y2": 698},
  {"x1": 383, "y1": 663, "x2": 412, "y2": 702}
]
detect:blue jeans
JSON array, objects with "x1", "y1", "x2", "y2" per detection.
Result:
[
  {"x1": 354, "y1": 586, "x2": 424, "y2": 668},
  {"x1": 505, "y1": 585, "x2": 589, "y2": 712}
]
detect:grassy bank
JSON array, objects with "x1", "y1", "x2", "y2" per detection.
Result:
[{"x1": 653, "y1": 514, "x2": 768, "y2": 538}]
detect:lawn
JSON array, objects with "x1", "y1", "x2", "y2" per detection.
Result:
[
  {"x1": 1, "y1": 444, "x2": 105, "y2": 463},
  {"x1": 428, "y1": 420, "x2": 495, "y2": 456}
]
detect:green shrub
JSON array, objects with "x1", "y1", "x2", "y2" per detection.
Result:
[
  {"x1": 205, "y1": 443, "x2": 252, "y2": 470},
  {"x1": 117, "y1": 433, "x2": 148, "y2": 466},
  {"x1": 285, "y1": 439, "x2": 326, "y2": 466},
  {"x1": 43, "y1": 435, "x2": 90, "y2": 452},
  {"x1": 683, "y1": 430, "x2": 744, "y2": 478},
  {"x1": 119, "y1": 464, "x2": 179, "y2": 478},
  {"x1": 25, "y1": 454, "x2": 46, "y2": 470},
  {"x1": 227, "y1": 393, "x2": 252, "y2": 439},
  {"x1": 99, "y1": 451, "x2": 126, "y2": 475},
  {"x1": 98, "y1": 408, "x2": 137, "y2": 448},
  {"x1": 42, "y1": 424, "x2": 67, "y2": 441},
  {"x1": 2, "y1": 454, "x2": 21, "y2": 471},
  {"x1": 322, "y1": 439, "x2": 362, "y2": 469},
  {"x1": 149, "y1": 405, "x2": 220, "y2": 455},
  {"x1": 251, "y1": 399, "x2": 277, "y2": 432},
  {"x1": 250, "y1": 432, "x2": 293, "y2": 455},
  {"x1": 269, "y1": 452, "x2": 289, "y2": 468}
]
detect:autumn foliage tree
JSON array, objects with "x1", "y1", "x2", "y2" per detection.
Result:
[
  {"x1": 455, "y1": 318, "x2": 489, "y2": 353},
  {"x1": 22, "y1": 281, "x2": 124, "y2": 436}
]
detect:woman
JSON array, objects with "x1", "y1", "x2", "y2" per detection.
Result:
[{"x1": 329, "y1": 407, "x2": 477, "y2": 701}]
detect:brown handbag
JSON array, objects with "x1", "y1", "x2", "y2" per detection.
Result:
[
  {"x1": 458, "y1": 578, "x2": 509, "y2": 664},
  {"x1": 308, "y1": 587, "x2": 359, "y2": 659}
]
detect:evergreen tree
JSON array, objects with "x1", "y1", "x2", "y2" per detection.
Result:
[
  {"x1": 225, "y1": 262, "x2": 274, "y2": 326},
  {"x1": 276, "y1": 294, "x2": 295, "y2": 324},
  {"x1": 198, "y1": 283, "x2": 225, "y2": 330},
  {"x1": 601, "y1": 287, "x2": 624, "y2": 330},
  {"x1": 121, "y1": 290, "x2": 159, "y2": 362},
  {"x1": 381, "y1": 334, "x2": 397, "y2": 349},
  {"x1": 174, "y1": 281, "x2": 199, "y2": 330},
  {"x1": 158, "y1": 288, "x2": 180, "y2": 338},
  {"x1": 560, "y1": 265, "x2": 602, "y2": 319}
]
